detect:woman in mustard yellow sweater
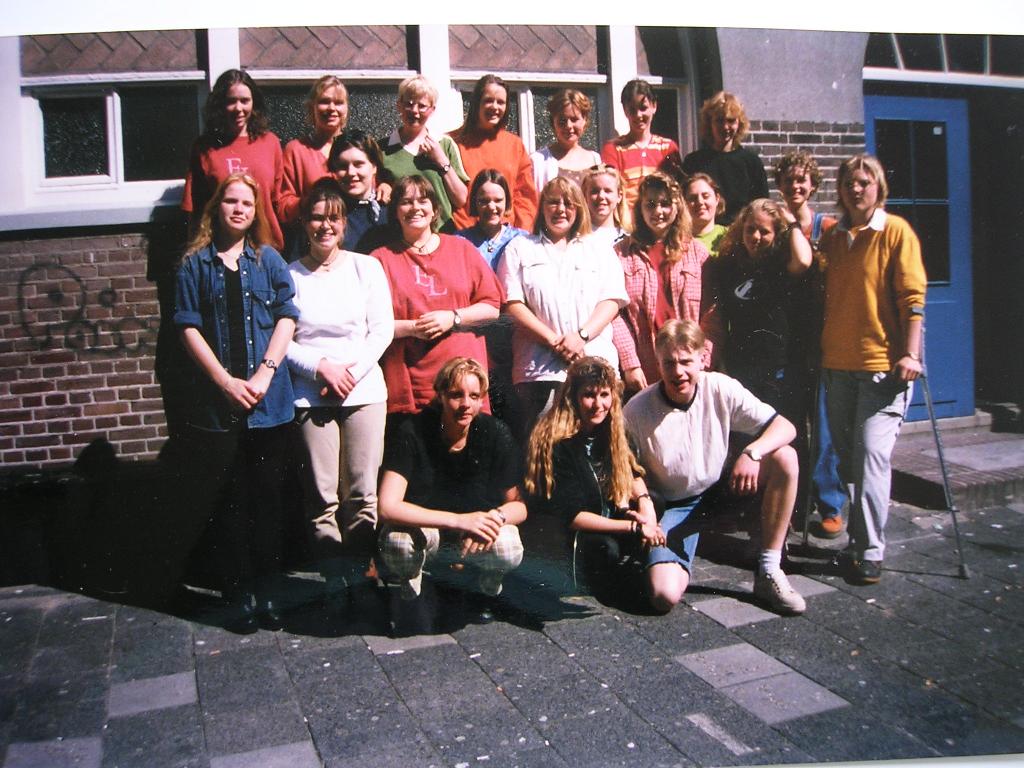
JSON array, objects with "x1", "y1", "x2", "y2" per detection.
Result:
[{"x1": 819, "y1": 154, "x2": 926, "y2": 585}]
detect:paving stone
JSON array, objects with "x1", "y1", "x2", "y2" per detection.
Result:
[
  {"x1": 721, "y1": 670, "x2": 849, "y2": 724},
  {"x1": 896, "y1": 701, "x2": 1024, "y2": 757},
  {"x1": 630, "y1": 606, "x2": 740, "y2": 656},
  {"x1": 676, "y1": 643, "x2": 792, "y2": 689},
  {"x1": 775, "y1": 707, "x2": 937, "y2": 762},
  {"x1": 534, "y1": 705, "x2": 688, "y2": 767},
  {"x1": 502, "y1": 669, "x2": 623, "y2": 723},
  {"x1": 195, "y1": 647, "x2": 308, "y2": 757},
  {"x1": 362, "y1": 632, "x2": 456, "y2": 656},
  {"x1": 209, "y1": 739, "x2": 320, "y2": 768},
  {"x1": 691, "y1": 596, "x2": 780, "y2": 628},
  {"x1": 0, "y1": 606, "x2": 43, "y2": 678},
  {"x1": 323, "y1": 741, "x2": 443, "y2": 768},
  {"x1": 619, "y1": 671, "x2": 810, "y2": 766},
  {"x1": 107, "y1": 671, "x2": 197, "y2": 718},
  {"x1": 32, "y1": 601, "x2": 114, "y2": 677},
  {"x1": 110, "y1": 608, "x2": 194, "y2": 683},
  {"x1": 191, "y1": 621, "x2": 279, "y2": 655},
  {"x1": 100, "y1": 703, "x2": 206, "y2": 768},
  {"x1": 284, "y1": 646, "x2": 427, "y2": 763},
  {"x1": 8, "y1": 670, "x2": 108, "y2": 742},
  {"x1": 423, "y1": 707, "x2": 547, "y2": 764},
  {"x1": 2, "y1": 736, "x2": 102, "y2": 768},
  {"x1": 937, "y1": 664, "x2": 1024, "y2": 722}
]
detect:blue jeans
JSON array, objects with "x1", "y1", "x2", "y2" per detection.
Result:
[
  {"x1": 646, "y1": 491, "x2": 718, "y2": 573},
  {"x1": 813, "y1": 378, "x2": 846, "y2": 518}
]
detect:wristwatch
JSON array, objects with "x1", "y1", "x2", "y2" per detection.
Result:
[
  {"x1": 742, "y1": 446, "x2": 763, "y2": 462},
  {"x1": 260, "y1": 358, "x2": 277, "y2": 370},
  {"x1": 452, "y1": 309, "x2": 462, "y2": 329},
  {"x1": 578, "y1": 327, "x2": 590, "y2": 341}
]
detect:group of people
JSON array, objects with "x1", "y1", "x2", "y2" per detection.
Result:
[{"x1": 171, "y1": 68, "x2": 927, "y2": 634}]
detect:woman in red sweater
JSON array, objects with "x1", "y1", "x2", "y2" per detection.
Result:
[
  {"x1": 183, "y1": 69, "x2": 284, "y2": 250},
  {"x1": 277, "y1": 76, "x2": 349, "y2": 232},
  {"x1": 450, "y1": 74, "x2": 537, "y2": 231}
]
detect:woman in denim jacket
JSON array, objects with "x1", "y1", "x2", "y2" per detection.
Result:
[{"x1": 174, "y1": 172, "x2": 299, "y2": 633}]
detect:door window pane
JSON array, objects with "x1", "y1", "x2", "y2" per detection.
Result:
[
  {"x1": 874, "y1": 120, "x2": 912, "y2": 199},
  {"x1": 121, "y1": 85, "x2": 199, "y2": 181},
  {"x1": 888, "y1": 203, "x2": 950, "y2": 284},
  {"x1": 913, "y1": 122, "x2": 948, "y2": 199},
  {"x1": 42, "y1": 96, "x2": 108, "y2": 177}
]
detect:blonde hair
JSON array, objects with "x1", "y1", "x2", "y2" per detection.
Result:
[
  {"x1": 581, "y1": 166, "x2": 628, "y2": 231},
  {"x1": 535, "y1": 177, "x2": 592, "y2": 239},
  {"x1": 306, "y1": 75, "x2": 348, "y2": 129},
  {"x1": 397, "y1": 75, "x2": 438, "y2": 108},
  {"x1": 632, "y1": 171, "x2": 692, "y2": 268},
  {"x1": 525, "y1": 357, "x2": 642, "y2": 504},
  {"x1": 836, "y1": 154, "x2": 889, "y2": 218},
  {"x1": 698, "y1": 91, "x2": 750, "y2": 147},
  {"x1": 719, "y1": 198, "x2": 789, "y2": 260},
  {"x1": 655, "y1": 319, "x2": 706, "y2": 357},
  {"x1": 183, "y1": 173, "x2": 272, "y2": 261},
  {"x1": 433, "y1": 357, "x2": 490, "y2": 400}
]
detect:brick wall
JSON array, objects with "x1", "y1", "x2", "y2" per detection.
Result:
[
  {"x1": 745, "y1": 119, "x2": 866, "y2": 213},
  {"x1": 0, "y1": 231, "x2": 166, "y2": 469}
]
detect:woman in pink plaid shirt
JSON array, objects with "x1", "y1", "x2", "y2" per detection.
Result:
[{"x1": 611, "y1": 172, "x2": 717, "y2": 396}]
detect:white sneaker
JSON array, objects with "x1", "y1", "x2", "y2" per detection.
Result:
[{"x1": 754, "y1": 570, "x2": 806, "y2": 615}]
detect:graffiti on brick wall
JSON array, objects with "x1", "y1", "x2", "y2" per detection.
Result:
[{"x1": 17, "y1": 263, "x2": 157, "y2": 354}]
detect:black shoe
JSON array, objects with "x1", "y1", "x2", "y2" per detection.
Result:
[
  {"x1": 848, "y1": 557, "x2": 882, "y2": 585},
  {"x1": 225, "y1": 592, "x2": 258, "y2": 634},
  {"x1": 257, "y1": 598, "x2": 286, "y2": 631}
]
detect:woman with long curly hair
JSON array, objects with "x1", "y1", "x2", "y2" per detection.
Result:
[
  {"x1": 611, "y1": 171, "x2": 714, "y2": 396},
  {"x1": 525, "y1": 357, "x2": 663, "y2": 596},
  {"x1": 184, "y1": 69, "x2": 284, "y2": 250}
]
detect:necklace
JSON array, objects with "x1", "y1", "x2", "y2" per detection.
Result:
[
  {"x1": 308, "y1": 249, "x2": 339, "y2": 271},
  {"x1": 403, "y1": 233, "x2": 438, "y2": 254}
]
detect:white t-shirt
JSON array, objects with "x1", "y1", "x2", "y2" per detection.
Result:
[
  {"x1": 498, "y1": 232, "x2": 628, "y2": 383},
  {"x1": 624, "y1": 371, "x2": 777, "y2": 501},
  {"x1": 530, "y1": 146, "x2": 604, "y2": 196},
  {"x1": 286, "y1": 253, "x2": 394, "y2": 407}
]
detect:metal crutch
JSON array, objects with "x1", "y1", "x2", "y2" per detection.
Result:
[{"x1": 919, "y1": 333, "x2": 970, "y2": 579}]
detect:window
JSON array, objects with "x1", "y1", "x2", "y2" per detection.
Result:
[{"x1": 34, "y1": 83, "x2": 200, "y2": 185}]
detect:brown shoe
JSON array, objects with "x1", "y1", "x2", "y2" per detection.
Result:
[{"x1": 817, "y1": 515, "x2": 845, "y2": 539}]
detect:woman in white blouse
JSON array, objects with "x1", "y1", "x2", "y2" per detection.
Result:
[
  {"x1": 287, "y1": 178, "x2": 395, "y2": 606},
  {"x1": 498, "y1": 176, "x2": 628, "y2": 443}
]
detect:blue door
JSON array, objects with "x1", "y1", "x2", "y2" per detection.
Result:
[{"x1": 865, "y1": 96, "x2": 973, "y2": 420}]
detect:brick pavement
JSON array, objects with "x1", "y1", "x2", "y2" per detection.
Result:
[{"x1": 3, "y1": 501, "x2": 1024, "y2": 768}]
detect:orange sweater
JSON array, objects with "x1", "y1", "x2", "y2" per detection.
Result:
[
  {"x1": 820, "y1": 211, "x2": 926, "y2": 372},
  {"x1": 449, "y1": 128, "x2": 538, "y2": 231}
]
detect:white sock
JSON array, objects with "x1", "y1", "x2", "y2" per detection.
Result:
[{"x1": 759, "y1": 549, "x2": 782, "y2": 576}]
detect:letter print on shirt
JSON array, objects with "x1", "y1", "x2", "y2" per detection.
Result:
[{"x1": 413, "y1": 265, "x2": 448, "y2": 297}]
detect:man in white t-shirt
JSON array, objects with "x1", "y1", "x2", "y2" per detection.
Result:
[{"x1": 624, "y1": 319, "x2": 806, "y2": 615}]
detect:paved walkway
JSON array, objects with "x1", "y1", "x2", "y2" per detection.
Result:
[{"x1": 3, "y1": 497, "x2": 1024, "y2": 768}]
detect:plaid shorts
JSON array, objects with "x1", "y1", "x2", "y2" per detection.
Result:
[{"x1": 378, "y1": 524, "x2": 524, "y2": 599}]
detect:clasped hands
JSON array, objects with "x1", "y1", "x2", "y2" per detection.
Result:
[{"x1": 457, "y1": 508, "x2": 506, "y2": 557}]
